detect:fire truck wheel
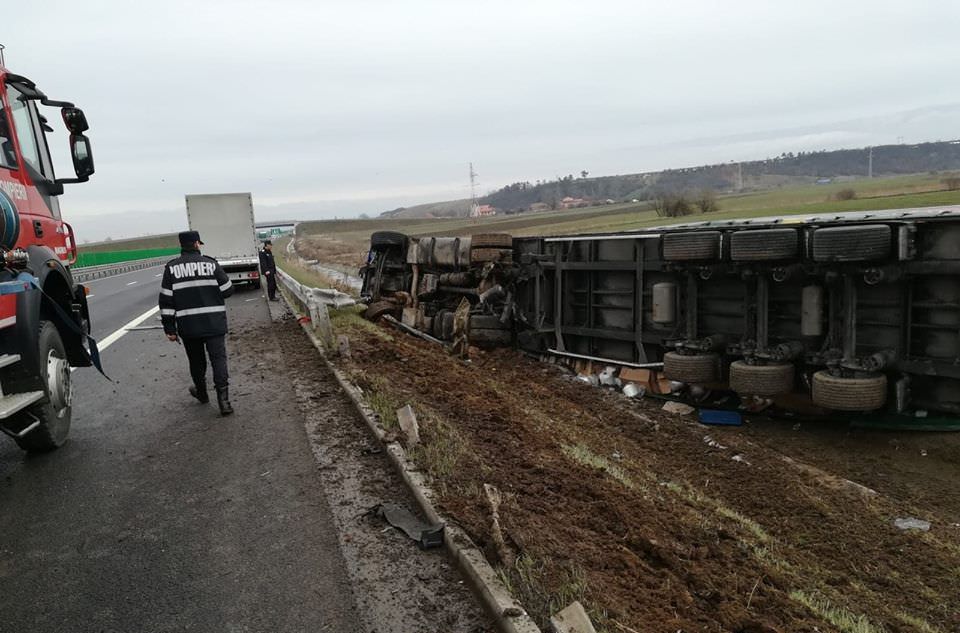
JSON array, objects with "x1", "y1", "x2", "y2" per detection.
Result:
[
  {"x1": 16, "y1": 321, "x2": 72, "y2": 453},
  {"x1": 811, "y1": 370, "x2": 887, "y2": 411},
  {"x1": 663, "y1": 351, "x2": 720, "y2": 384},
  {"x1": 730, "y1": 229, "x2": 799, "y2": 261},
  {"x1": 470, "y1": 248, "x2": 513, "y2": 264},
  {"x1": 662, "y1": 231, "x2": 722, "y2": 261},
  {"x1": 471, "y1": 233, "x2": 513, "y2": 249},
  {"x1": 363, "y1": 301, "x2": 397, "y2": 322},
  {"x1": 729, "y1": 361, "x2": 795, "y2": 396},
  {"x1": 370, "y1": 231, "x2": 408, "y2": 248},
  {"x1": 811, "y1": 225, "x2": 891, "y2": 262}
]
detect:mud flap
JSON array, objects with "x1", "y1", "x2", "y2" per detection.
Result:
[{"x1": 27, "y1": 276, "x2": 109, "y2": 380}]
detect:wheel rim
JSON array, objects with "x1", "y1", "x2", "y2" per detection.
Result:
[{"x1": 46, "y1": 348, "x2": 72, "y2": 416}]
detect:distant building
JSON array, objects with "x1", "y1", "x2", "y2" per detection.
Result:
[
  {"x1": 816, "y1": 178, "x2": 833, "y2": 185},
  {"x1": 560, "y1": 196, "x2": 589, "y2": 209},
  {"x1": 529, "y1": 202, "x2": 550, "y2": 212},
  {"x1": 471, "y1": 204, "x2": 497, "y2": 217}
]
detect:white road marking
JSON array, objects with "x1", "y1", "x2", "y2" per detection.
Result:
[
  {"x1": 155, "y1": 273, "x2": 162, "y2": 277},
  {"x1": 72, "y1": 305, "x2": 161, "y2": 373},
  {"x1": 98, "y1": 306, "x2": 161, "y2": 352},
  {"x1": 86, "y1": 294, "x2": 95, "y2": 299},
  {"x1": 126, "y1": 281, "x2": 138, "y2": 286}
]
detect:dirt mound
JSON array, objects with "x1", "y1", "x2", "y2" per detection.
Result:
[{"x1": 337, "y1": 319, "x2": 960, "y2": 632}]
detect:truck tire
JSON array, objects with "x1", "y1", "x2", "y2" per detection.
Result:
[
  {"x1": 662, "y1": 231, "x2": 722, "y2": 261},
  {"x1": 363, "y1": 301, "x2": 397, "y2": 322},
  {"x1": 471, "y1": 248, "x2": 512, "y2": 264},
  {"x1": 441, "y1": 311, "x2": 456, "y2": 340},
  {"x1": 370, "y1": 231, "x2": 408, "y2": 248},
  {"x1": 729, "y1": 361, "x2": 795, "y2": 396},
  {"x1": 812, "y1": 225, "x2": 891, "y2": 262},
  {"x1": 432, "y1": 310, "x2": 448, "y2": 338},
  {"x1": 663, "y1": 351, "x2": 720, "y2": 384},
  {"x1": 471, "y1": 233, "x2": 513, "y2": 249},
  {"x1": 470, "y1": 328, "x2": 512, "y2": 347},
  {"x1": 730, "y1": 229, "x2": 799, "y2": 261},
  {"x1": 811, "y1": 370, "x2": 887, "y2": 411},
  {"x1": 468, "y1": 314, "x2": 508, "y2": 330},
  {"x1": 15, "y1": 321, "x2": 72, "y2": 453},
  {"x1": 252, "y1": 278, "x2": 262, "y2": 290}
]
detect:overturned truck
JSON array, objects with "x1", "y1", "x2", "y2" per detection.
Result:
[{"x1": 360, "y1": 206, "x2": 960, "y2": 428}]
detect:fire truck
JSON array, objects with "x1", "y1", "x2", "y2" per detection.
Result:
[{"x1": 0, "y1": 54, "x2": 97, "y2": 452}]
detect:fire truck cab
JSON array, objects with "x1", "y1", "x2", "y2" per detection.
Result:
[{"x1": 0, "y1": 60, "x2": 97, "y2": 452}]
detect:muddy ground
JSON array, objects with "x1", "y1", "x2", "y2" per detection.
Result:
[
  {"x1": 259, "y1": 304, "x2": 494, "y2": 633},
  {"x1": 327, "y1": 310, "x2": 960, "y2": 633}
]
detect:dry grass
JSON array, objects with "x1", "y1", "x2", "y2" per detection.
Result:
[
  {"x1": 788, "y1": 591, "x2": 886, "y2": 633},
  {"x1": 561, "y1": 443, "x2": 635, "y2": 489},
  {"x1": 497, "y1": 554, "x2": 597, "y2": 630},
  {"x1": 407, "y1": 407, "x2": 469, "y2": 483}
]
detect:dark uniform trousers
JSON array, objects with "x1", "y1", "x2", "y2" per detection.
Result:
[
  {"x1": 182, "y1": 335, "x2": 229, "y2": 389},
  {"x1": 266, "y1": 271, "x2": 277, "y2": 300}
]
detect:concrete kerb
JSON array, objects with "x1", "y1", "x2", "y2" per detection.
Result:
[{"x1": 279, "y1": 287, "x2": 542, "y2": 633}]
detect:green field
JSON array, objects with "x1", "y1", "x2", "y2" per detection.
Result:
[
  {"x1": 293, "y1": 173, "x2": 960, "y2": 260},
  {"x1": 80, "y1": 233, "x2": 179, "y2": 254}
]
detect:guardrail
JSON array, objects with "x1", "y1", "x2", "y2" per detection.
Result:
[
  {"x1": 277, "y1": 269, "x2": 356, "y2": 348},
  {"x1": 72, "y1": 257, "x2": 170, "y2": 283}
]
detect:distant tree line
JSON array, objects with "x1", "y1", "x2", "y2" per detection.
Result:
[{"x1": 480, "y1": 140, "x2": 960, "y2": 211}]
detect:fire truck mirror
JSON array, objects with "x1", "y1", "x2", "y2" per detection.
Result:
[
  {"x1": 69, "y1": 134, "x2": 94, "y2": 179},
  {"x1": 61, "y1": 107, "x2": 89, "y2": 134}
]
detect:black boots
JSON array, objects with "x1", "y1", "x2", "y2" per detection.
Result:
[
  {"x1": 189, "y1": 383, "x2": 209, "y2": 403},
  {"x1": 216, "y1": 387, "x2": 234, "y2": 416},
  {"x1": 191, "y1": 382, "x2": 233, "y2": 416}
]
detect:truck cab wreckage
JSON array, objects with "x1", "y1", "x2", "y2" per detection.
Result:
[{"x1": 360, "y1": 206, "x2": 960, "y2": 428}]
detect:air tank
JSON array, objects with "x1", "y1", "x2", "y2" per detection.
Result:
[
  {"x1": 801, "y1": 285, "x2": 824, "y2": 337},
  {"x1": 652, "y1": 282, "x2": 677, "y2": 324}
]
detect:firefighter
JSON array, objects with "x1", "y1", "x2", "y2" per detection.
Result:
[
  {"x1": 159, "y1": 230, "x2": 235, "y2": 416},
  {"x1": 259, "y1": 239, "x2": 278, "y2": 301}
]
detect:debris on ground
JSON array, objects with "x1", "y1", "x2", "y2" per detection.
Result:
[
  {"x1": 893, "y1": 517, "x2": 931, "y2": 531},
  {"x1": 372, "y1": 503, "x2": 445, "y2": 549},
  {"x1": 550, "y1": 601, "x2": 597, "y2": 633},
  {"x1": 483, "y1": 483, "x2": 515, "y2": 567},
  {"x1": 396, "y1": 404, "x2": 421, "y2": 447},
  {"x1": 661, "y1": 401, "x2": 696, "y2": 415},
  {"x1": 698, "y1": 408, "x2": 743, "y2": 426}
]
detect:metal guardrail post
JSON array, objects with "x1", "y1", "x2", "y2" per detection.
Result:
[{"x1": 277, "y1": 269, "x2": 345, "y2": 350}]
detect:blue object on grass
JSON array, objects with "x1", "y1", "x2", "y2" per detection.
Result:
[{"x1": 699, "y1": 409, "x2": 742, "y2": 426}]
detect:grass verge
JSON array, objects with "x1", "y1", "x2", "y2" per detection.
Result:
[{"x1": 789, "y1": 591, "x2": 885, "y2": 633}]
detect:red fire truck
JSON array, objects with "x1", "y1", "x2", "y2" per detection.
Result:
[{"x1": 0, "y1": 57, "x2": 98, "y2": 452}]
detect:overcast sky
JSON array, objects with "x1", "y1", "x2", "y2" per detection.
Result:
[{"x1": 6, "y1": 0, "x2": 960, "y2": 240}]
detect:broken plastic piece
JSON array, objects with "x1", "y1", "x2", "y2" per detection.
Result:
[
  {"x1": 698, "y1": 409, "x2": 742, "y2": 426},
  {"x1": 374, "y1": 503, "x2": 445, "y2": 549}
]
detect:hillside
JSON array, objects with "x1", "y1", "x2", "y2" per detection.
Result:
[
  {"x1": 379, "y1": 198, "x2": 472, "y2": 220},
  {"x1": 381, "y1": 140, "x2": 960, "y2": 218}
]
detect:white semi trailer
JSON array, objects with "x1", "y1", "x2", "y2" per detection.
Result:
[{"x1": 185, "y1": 192, "x2": 261, "y2": 288}]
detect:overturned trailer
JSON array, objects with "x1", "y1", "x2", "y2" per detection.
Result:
[{"x1": 360, "y1": 206, "x2": 960, "y2": 427}]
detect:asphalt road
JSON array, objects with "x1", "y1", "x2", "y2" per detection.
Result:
[
  {"x1": 0, "y1": 277, "x2": 365, "y2": 631},
  {"x1": 81, "y1": 263, "x2": 167, "y2": 340}
]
